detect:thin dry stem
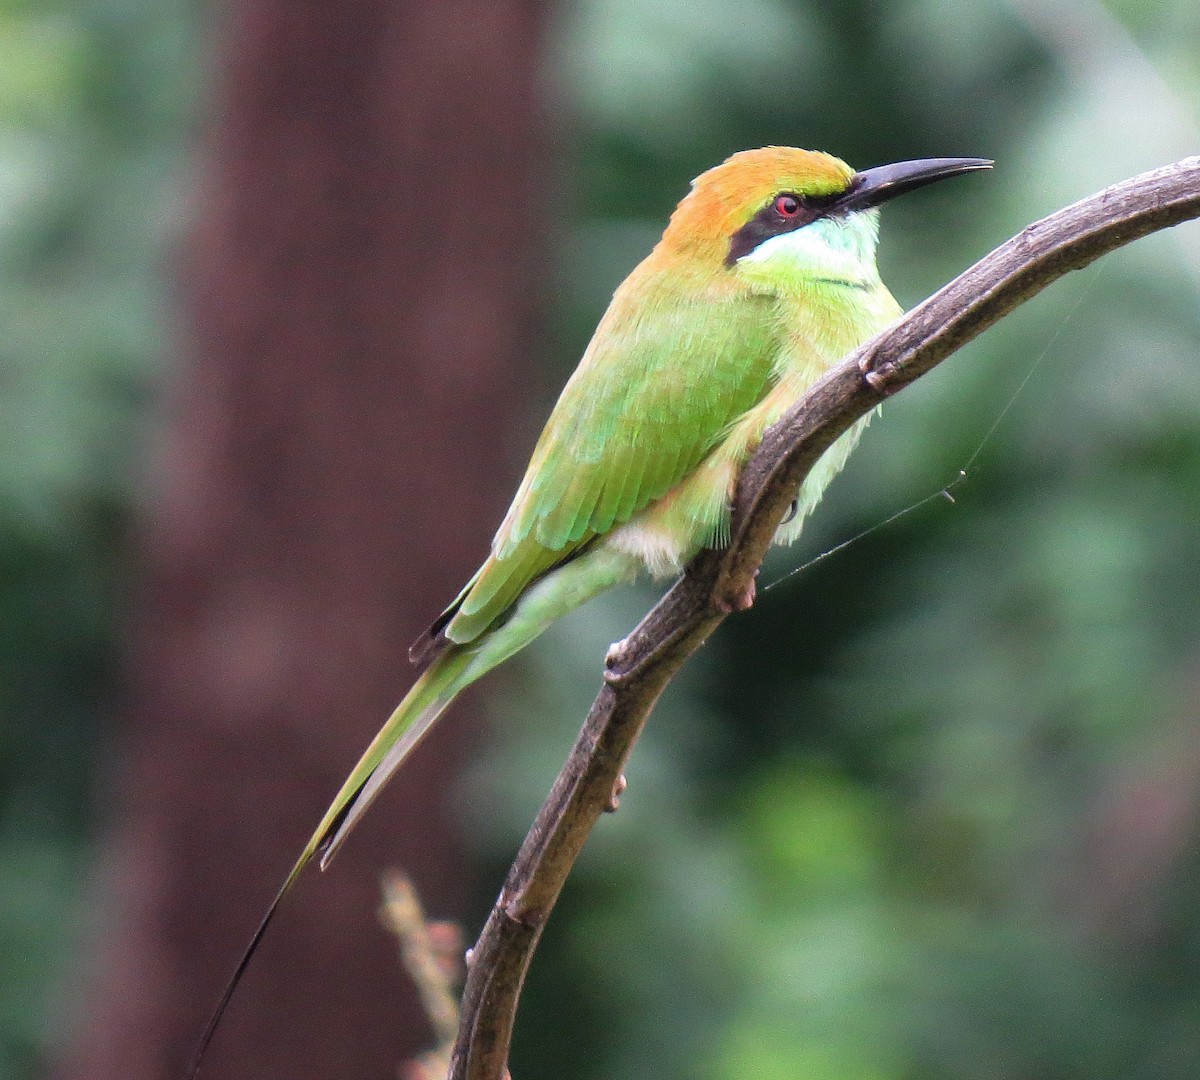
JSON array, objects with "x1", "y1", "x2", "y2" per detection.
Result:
[{"x1": 380, "y1": 872, "x2": 463, "y2": 1077}]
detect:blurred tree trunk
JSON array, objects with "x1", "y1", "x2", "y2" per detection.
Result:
[{"x1": 57, "y1": 2, "x2": 547, "y2": 1078}]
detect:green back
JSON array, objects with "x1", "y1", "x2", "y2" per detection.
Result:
[{"x1": 445, "y1": 268, "x2": 780, "y2": 644}]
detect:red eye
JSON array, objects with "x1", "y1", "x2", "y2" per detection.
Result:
[{"x1": 774, "y1": 193, "x2": 801, "y2": 217}]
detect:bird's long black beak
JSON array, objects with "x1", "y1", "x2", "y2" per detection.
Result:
[{"x1": 838, "y1": 157, "x2": 993, "y2": 212}]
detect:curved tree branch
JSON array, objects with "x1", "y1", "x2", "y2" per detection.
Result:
[{"x1": 448, "y1": 156, "x2": 1200, "y2": 1080}]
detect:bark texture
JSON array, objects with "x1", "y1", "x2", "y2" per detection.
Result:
[{"x1": 58, "y1": 2, "x2": 547, "y2": 1077}]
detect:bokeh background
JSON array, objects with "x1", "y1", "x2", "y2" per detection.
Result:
[{"x1": 4, "y1": 0, "x2": 1200, "y2": 1077}]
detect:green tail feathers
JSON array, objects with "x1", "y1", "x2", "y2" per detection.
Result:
[{"x1": 313, "y1": 648, "x2": 472, "y2": 869}]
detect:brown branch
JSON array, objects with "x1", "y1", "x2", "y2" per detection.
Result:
[{"x1": 447, "y1": 156, "x2": 1200, "y2": 1080}]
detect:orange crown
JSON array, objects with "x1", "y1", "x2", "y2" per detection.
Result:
[{"x1": 661, "y1": 146, "x2": 854, "y2": 261}]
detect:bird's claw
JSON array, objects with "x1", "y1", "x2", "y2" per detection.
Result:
[
  {"x1": 605, "y1": 774, "x2": 627, "y2": 812},
  {"x1": 715, "y1": 576, "x2": 756, "y2": 614}
]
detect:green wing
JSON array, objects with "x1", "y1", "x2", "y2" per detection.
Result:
[{"x1": 444, "y1": 270, "x2": 778, "y2": 645}]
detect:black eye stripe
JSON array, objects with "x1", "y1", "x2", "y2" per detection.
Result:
[{"x1": 725, "y1": 191, "x2": 842, "y2": 267}]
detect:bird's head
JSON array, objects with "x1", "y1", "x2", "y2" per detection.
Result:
[{"x1": 662, "y1": 146, "x2": 991, "y2": 289}]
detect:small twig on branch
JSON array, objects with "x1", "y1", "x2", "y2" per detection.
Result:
[
  {"x1": 447, "y1": 156, "x2": 1200, "y2": 1080},
  {"x1": 379, "y1": 872, "x2": 477, "y2": 1080}
]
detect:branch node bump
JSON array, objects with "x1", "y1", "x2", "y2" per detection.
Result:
[
  {"x1": 603, "y1": 641, "x2": 633, "y2": 683},
  {"x1": 859, "y1": 355, "x2": 893, "y2": 395},
  {"x1": 503, "y1": 900, "x2": 546, "y2": 930},
  {"x1": 604, "y1": 774, "x2": 627, "y2": 813}
]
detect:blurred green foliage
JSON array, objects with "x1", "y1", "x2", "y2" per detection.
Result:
[
  {"x1": 0, "y1": 0, "x2": 195, "y2": 1074},
  {"x1": 4, "y1": 0, "x2": 1200, "y2": 1078}
]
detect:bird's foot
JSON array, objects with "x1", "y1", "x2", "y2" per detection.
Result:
[
  {"x1": 605, "y1": 774, "x2": 628, "y2": 813},
  {"x1": 716, "y1": 574, "x2": 756, "y2": 614}
]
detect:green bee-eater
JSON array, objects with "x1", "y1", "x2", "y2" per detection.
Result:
[{"x1": 190, "y1": 146, "x2": 990, "y2": 1073}]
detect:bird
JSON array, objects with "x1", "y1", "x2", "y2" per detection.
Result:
[{"x1": 187, "y1": 146, "x2": 991, "y2": 1075}]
